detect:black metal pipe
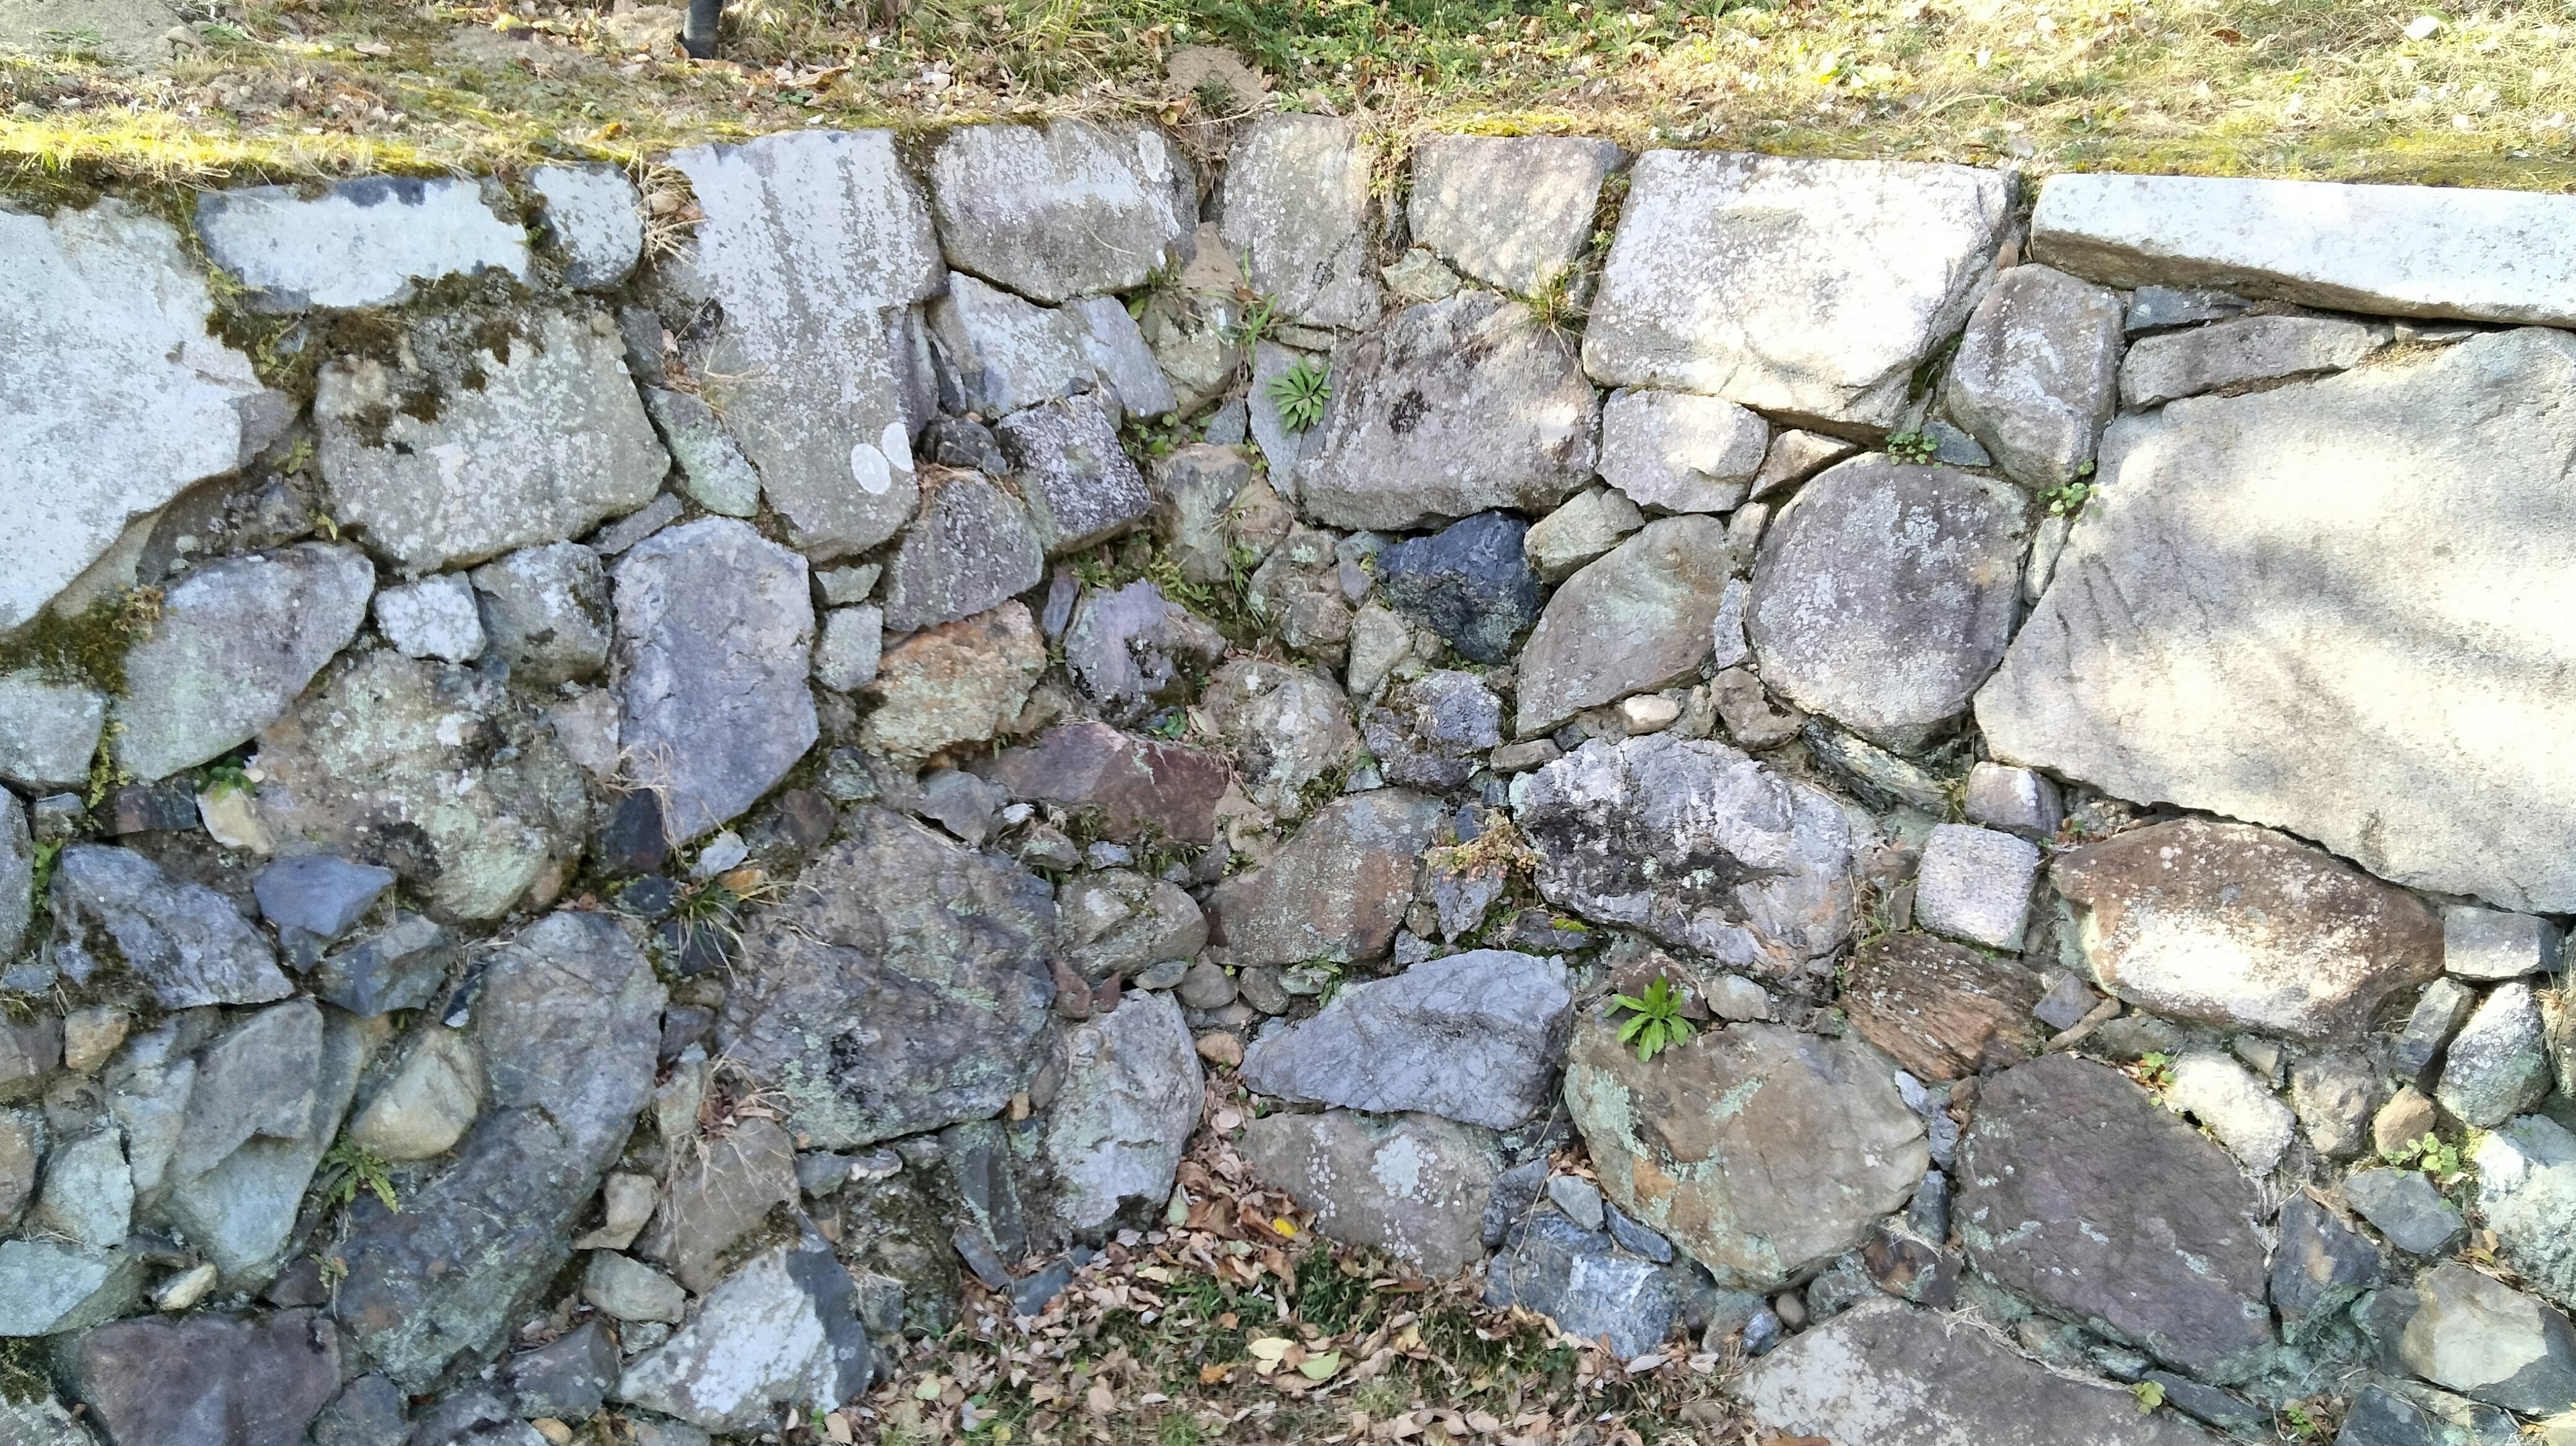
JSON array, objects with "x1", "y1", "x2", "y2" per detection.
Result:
[{"x1": 681, "y1": 0, "x2": 720, "y2": 58}]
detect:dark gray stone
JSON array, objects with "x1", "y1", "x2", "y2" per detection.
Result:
[
  {"x1": 2125, "y1": 286, "x2": 2247, "y2": 333},
  {"x1": 2345, "y1": 1167, "x2": 2465, "y2": 1256},
  {"x1": 1483, "y1": 1209, "x2": 1685, "y2": 1357},
  {"x1": 0, "y1": 795, "x2": 32, "y2": 966},
  {"x1": 996, "y1": 396, "x2": 1153, "y2": 556},
  {"x1": 46, "y1": 845, "x2": 289, "y2": 1007},
  {"x1": 310, "y1": 1374, "x2": 407, "y2": 1446},
  {"x1": 880, "y1": 471, "x2": 1045, "y2": 633},
  {"x1": 62, "y1": 1309, "x2": 340, "y2": 1446},
  {"x1": 2396, "y1": 978, "x2": 2479, "y2": 1083},
  {"x1": 310, "y1": 914, "x2": 457, "y2": 1017},
  {"x1": 2139, "y1": 1372, "x2": 2268, "y2": 1442},
  {"x1": 1238, "y1": 950, "x2": 1570, "y2": 1129},
  {"x1": 251, "y1": 856, "x2": 394, "y2": 954},
  {"x1": 1061, "y1": 580, "x2": 1226, "y2": 723},
  {"x1": 1605, "y1": 1202, "x2": 1674, "y2": 1264},
  {"x1": 1206, "y1": 790, "x2": 1446, "y2": 966},
  {"x1": 506, "y1": 1320, "x2": 619, "y2": 1422},
  {"x1": 1377, "y1": 512, "x2": 1543, "y2": 665},
  {"x1": 1363, "y1": 670, "x2": 1503, "y2": 792},
  {"x1": 2270, "y1": 1193, "x2": 2381, "y2": 1335},
  {"x1": 1483, "y1": 1158, "x2": 1547, "y2": 1249}
]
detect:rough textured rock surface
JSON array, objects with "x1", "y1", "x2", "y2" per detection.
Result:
[
  {"x1": 615, "y1": 1234, "x2": 873, "y2": 1432},
  {"x1": 1299, "y1": 293, "x2": 1600, "y2": 531},
  {"x1": 1840, "y1": 932, "x2": 2043, "y2": 1082},
  {"x1": 1515, "y1": 516, "x2": 1735, "y2": 736},
  {"x1": 880, "y1": 471, "x2": 1046, "y2": 633},
  {"x1": 0, "y1": 797, "x2": 30, "y2": 965},
  {"x1": 1912, "y1": 823, "x2": 2040, "y2": 952},
  {"x1": 1566, "y1": 1017, "x2": 1925, "y2": 1289},
  {"x1": 1748, "y1": 456, "x2": 2024, "y2": 753},
  {"x1": 635, "y1": 1117, "x2": 799, "y2": 1293},
  {"x1": 1943, "y1": 263, "x2": 2125, "y2": 487},
  {"x1": 1582, "y1": 152, "x2": 2011, "y2": 429},
  {"x1": 1238, "y1": 950, "x2": 1571, "y2": 1128},
  {"x1": 1483, "y1": 1209, "x2": 1686, "y2": 1357},
  {"x1": 1061, "y1": 580, "x2": 1226, "y2": 721},
  {"x1": 1239, "y1": 1110, "x2": 1503, "y2": 1275},
  {"x1": 718, "y1": 809, "x2": 1056, "y2": 1149},
  {"x1": 533, "y1": 164, "x2": 643, "y2": 290},
  {"x1": 969, "y1": 722, "x2": 1229, "y2": 844},
  {"x1": 861, "y1": 601, "x2": 1044, "y2": 758},
  {"x1": 1407, "y1": 135, "x2": 1623, "y2": 295},
  {"x1": 1206, "y1": 790, "x2": 1446, "y2": 965},
  {"x1": 2117, "y1": 314, "x2": 2384, "y2": 408},
  {"x1": 2475, "y1": 1115, "x2": 2576, "y2": 1310},
  {"x1": 471, "y1": 543, "x2": 610, "y2": 688},
  {"x1": 0, "y1": 671, "x2": 107, "y2": 791},
  {"x1": 2436, "y1": 981, "x2": 2552, "y2": 1127},
  {"x1": 997, "y1": 396, "x2": 1155, "y2": 555},
  {"x1": 1218, "y1": 116, "x2": 1381, "y2": 328},
  {"x1": 1517, "y1": 735, "x2": 1858, "y2": 979},
  {"x1": 317, "y1": 313, "x2": 666, "y2": 575},
  {"x1": 1598, "y1": 389, "x2": 1770, "y2": 516},
  {"x1": 1364, "y1": 670, "x2": 1504, "y2": 791},
  {"x1": 928, "y1": 120, "x2": 1193, "y2": 303},
  {"x1": 1038, "y1": 991, "x2": 1203, "y2": 1235},
  {"x1": 196, "y1": 176, "x2": 527, "y2": 309},
  {"x1": 2399, "y1": 1264, "x2": 2576, "y2": 1416},
  {"x1": 1198, "y1": 659, "x2": 1362, "y2": 820},
  {"x1": 63, "y1": 1308, "x2": 342, "y2": 1446},
  {"x1": 47, "y1": 845, "x2": 290, "y2": 1007},
  {"x1": 1978, "y1": 329, "x2": 2576, "y2": 913},
  {"x1": 1957, "y1": 1055, "x2": 2273, "y2": 1383},
  {"x1": 1377, "y1": 512, "x2": 1543, "y2": 664},
  {"x1": 925, "y1": 271, "x2": 1102, "y2": 416},
  {"x1": 2049, "y1": 817, "x2": 2443, "y2": 1042},
  {"x1": 112, "y1": 543, "x2": 376, "y2": 781}
]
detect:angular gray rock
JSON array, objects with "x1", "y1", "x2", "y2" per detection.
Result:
[
  {"x1": 1057, "y1": 871, "x2": 1206, "y2": 981},
  {"x1": 2475, "y1": 1115, "x2": 2576, "y2": 1309},
  {"x1": 614, "y1": 518, "x2": 818, "y2": 842},
  {"x1": 669, "y1": 131, "x2": 945, "y2": 558},
  {"x1": 636, "y1": 1117, "x2": 799, "y2": 1293},
  {"x1": 1239, "y1": 1109, "x2": 1503, "y2": 1275},
  {"x1": 1978, "y1": 329, "x2": 2576, "y2": 913},
  {"x1": 1038, "y1": 991, "x2": 1203, "y2": 1235},
  {"x1": 111, "y1": 543, "x2": 375, "y2": 781},
  {"x1": 0, "y1": 671, "x2": 107, "y2": 791},
  {"x1": 1364, "y1": 669, "x2": 1503, "y2": 791},
  {"x1": 1598, "y1": 388, "x2": 1770, "y2": 516},
  {"x1": 1483, "y1": 1209, "x2": 1686, "y2": 1357},
  {"x1": 1299, "y1": 292, "x2": 1600, "y2": 531},
  {"x1": 1748, "y1": 456, "x2": 2024, "y2": 753},
  {"x1": 2345, "y1": 1166, "x2": 2465, "y2": 1258},
  {"x1": 333, "y1": 911, "x2": 665, "y2": 1389},
  {"x1": 1943, "y1": 263, "x2": 2125, "y2": 487},
  {"x1": 1061, "y1": 580, "x2": 1226, "y2": 722},
  {"x1": 1407, "y1": 134, "x2": 1624, "y2": 296},
  {"x1": 860, "y1": 602, "x2": 1045, "y2": 759},
  {"x1": 1523, "y1": 486, "x2": 1644, "y2": 583},
  {"x1": 996, "y1": 396, "x2": 1155, "y2": 555},
  {"x1": 1515, "y1": 515, "x2": 1735, "y2": 736},
  {"x1": 2289, "y1": 1054, "x2": 2378, "y2": 1159},
  {"x1": 1913, "y1": 824, "x2": 2040, "y2": 951},
  {"x1": 1199, "y1": 659, "x2": 1362, "y2": 820},
  {"x1": 926, "y1": 272, "x2": 1104, "y2": 415},
  {"x1": 1515, "y1": 735, "x2": 1858, "y2": 979},
  {"x1": 0, "y1": 1396, "x2": 96, "y2": 1446},
  {"x1": 1218, "y1": 115, "x2": 1381, "y2": 328},
  {"x1": 196, "y1": 176, "x2": 528, "y2": 310},
  {"x1": 641, "y1": 386, "x2": 761, "y2": 517},
  {"x1": 152, "y1": 1000, "x2": 358, "y2": 1282},
  {"x1": 615, "y1": 1234, "x2": 873, "y2": 1433},
  {"x1": 881, "y1": 471, "x2": 1045, "y2": 633},
  {"x1": 1377, "y1": 511, "x2": 1544, "y2": 665},
  {"x1": 2436, "y1": 981, "x2": 2552, "y2": 1127},
  {"x1": 251, "y1": 855, "x2": 394, "y2": 951},
  {"x1": 1963, "y1": 761, "x2": 2062, "y2": 838},
  {"x1": 347, "y1": 1023, "x2": 481, "y2": 1162},
  {"x1": 2268, "y1": 1193, "x2": 2379, "y2": 1335},
  {"x1": 928, "y1": 120, "x2": 1194, "y2": 304},
  {"x1": 533, "y1": 164, "x2": 645, "y2": 290},
  {"x1": 0, "y1": 1238, "x2": 139, "y2": 1337},
  {"x1": 1738, "y1": 1300, "x2": 2226, "y2": 1446},
  {"x1": 1, "y1": 201, "x2": 280, "y2": 632},
  {"x1": 470, "y1": 543, "x2": 612, "y2": 688},
  {"x1": 814, "y1": 604, "x2": 883, "y2": 693},
  {"x1": 0, "y1": 796, "x2": 28, "y2": 965},
  {"x1": 2030, "y1": 172, "x2": 2576, "y2": 325},
  {"x1": 32, "y1": 1127, "x2": 131, "y2": 1251},
  {"x1": 2397, "y1": 978, "x2": 2479, "y2": 1084},
  {"x1": 1583, "y1": 152, "x2": 2011, "y2": 429},
  {"x1": 2446, "y1": 906, "x2": 2564, "y2": 982},
  {"x1": 317, "y1": 313, "x2": 666, "y2": 575},
  {"x1": 1956, "y1": 1055, "x2": 2273, "y2": 1383},
  {"x1": 1072, "y1": 294, "x2": 1180, "y2": 417},
  {"x1": 2048, "y1": 817, "x2": 2444, "y2": 1042},
  {"x1": 62, "y1": 1308, "x2": 341, "y2": 1446},
  {"x1": 1205, "y1": 790, "x2": 1446, "y2": 965},
  {"x1": 47, "y1": 845, "x2": 289, "y2": 1007},
  {"x1": 1151, "y1": 443, "x2": 1260, "y2": 587},
  {"x1": 2400, "y1": 1264, "x2": 2576, "y2": 1416},
  {"x1": 718, "y1": 809, "x2": 1055, "y2": 1149},
  {"x1": 585, "y1": 1251, "x2": 688, "y2": 1324},
  {"x1": 1237, "y1": 950, "x2": 1570, "y2": 1129},
  {"x1": 2118, "y1": 314, "x2": 2385, "y2": 408},
  {"x1": 372, "y1": 575, "x2": 484, "y2": 663}
]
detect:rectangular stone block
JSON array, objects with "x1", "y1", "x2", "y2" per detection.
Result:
[{"x1": 2447, "y1": 905, "x2": 2565, "y2": 981}]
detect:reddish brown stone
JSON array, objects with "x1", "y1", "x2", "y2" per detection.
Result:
[
  {"x1": 1841, "y1": 932, "x2": 2045, "y2": 1083},
  {"x1": 970, "y1": 721, "x2": 1231, "y2": 844}
]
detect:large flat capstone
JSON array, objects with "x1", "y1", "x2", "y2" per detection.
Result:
[
  {"x1": 928, "y1": 119, "x2": 1195, "y2": 303},
  {"x1": 1978, "y1": 328, "x2": 2576, "y2": 913},
  {"x1": 1218, "y1": 115, "x2": 1381, "y2": 329},
  {"x1": 196, "y1": 176, "x2": 529, "y2": 311},
  {"x1": 1238, "y1": 950, "x2": 1572, "y2": 1129}
]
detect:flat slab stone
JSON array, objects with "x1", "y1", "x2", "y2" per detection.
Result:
[
  {"x1": 969, "y1": 722, "x2": 1229, "y2": 844},
  {"x1": 2030, "y1": 172, "x2": 2576, "y2": 326},
  {"x1": 1566, "y1": 1017, "x2": 1926, "y2": 1290},
  {"x1": 2118, "y1": 313, "x2": 2384, "y2": 408},
  {"x1": 64, "y1": 1308, "x2": 341, "y2": 1446},
  {"x1": 1957, "y1": 1054, "x2": 2273, "y2": 1384},
  {"x1": 1238, "y1": 950, "x2": 1571, "y2": 1129},
  {"x1": 926, "y1": 271, "x2": 1104, "y2": 416},
  {"x1": 1207, "y1": 789, "x2": 1446, "y2": 966},
  {"x1": 2400, "y1": 1263, "x2": 2576, "y2": 1416},
  {"x1": 197, "y1": 177, "x2": 529, "y2": 311},
  {"x1": 2048, "y1": 816, "x2": 2443, "y2": 1042},
  {"x1": 1840, "y1": 932, "x2": 2043, "y2": 1083},
  {"x1": 0, "y1": 671, "x2": 105, "y2": 791},
  {"x1": 928, "y1": 119, "x2": 1194, "y2": 303},
  {"x1": 1218, "y1": 115, "x2": 1381, "y2": 328},
  {"x1": 317, "y1": 312, "x2": 666, "y2": 575},
  {"x1": 1978, "y1": 329, "x2": 2576, "y2": 913},
  {"x1": 1407, "y1": 134, "x2": 1624, "y2": 296},
  {"x1": 1, "y1": 201, "x2": 277, "y2": 632},
  {"x1": 1737, "y1": 1300, "x2": 2225, "y2": 1446},
  {"x1": 1598, "y1": 389, "x2": 1770, "y2": 516},
  {"x1": 1582, "y1": 152, "x2": 2010, "y2": 429},
  {"x1": 615, "y1": 1235, "x2": 872, "y2": 1433},
  {"x1": 1515, "y1": 515, "x2": 1734, "y2": 737},
  {"x1": 1239, "y1": 1109, "x2": 1502, "y2": 1276},
  {"x1": 48, "y1": 844, "x2": 289, "y2": 1007},
  {"x1": 669, "y1": 130, "x2": 944, "y2": 558}
]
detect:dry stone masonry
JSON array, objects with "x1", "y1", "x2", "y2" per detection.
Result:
[{"x1": 1, "y1": 115, "x2": 2573, "y2": 1446}]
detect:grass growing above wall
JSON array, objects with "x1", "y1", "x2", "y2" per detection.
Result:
[{"x1": 3, "y1": 0, "x2": 2575, "y2": 197}]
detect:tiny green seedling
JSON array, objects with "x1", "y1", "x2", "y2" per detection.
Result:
[
  {"x1": 2382, "y1": 1132, "x2": 2469, "y2": 1190},
  {"x1": 1886, "y1": 429, "x2": 1940, "y2": 464},
  {"x1": 1269, "y1": 357, "x2": 1332, "y2": 433},
  {"x1": 1609, "y1": 977, "x2": 1695, "y2": 1063},
  {"x1": 2136, "y1": 1050, "x2": 2178, "y2": 1092},
  {"x1": 319, "y1": 1137, "x2": 399, "y2": 1214},
  {"x1": 2044, "y1": 479, "x2": 2096, "y2": 516},
  {"x1": 2131, "y1": 1380, "x2": 2165, "y2": 1414}
]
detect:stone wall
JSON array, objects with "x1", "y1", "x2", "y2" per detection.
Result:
[{"x1": 2, "y1": 121, "x2": 2573, "y2": 1445}]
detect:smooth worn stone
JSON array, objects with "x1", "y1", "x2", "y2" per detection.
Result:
[
  {"x1": 1957, "y1": 1054, "x2": 2273, "y2": 1383},
  {"x1": 1566, "y1": 1016, "x2": 1926, "y2": 1290},
  {"x1": 1072, "y1": 294, "x2": 1179, "y2": 416},
  {"x1": 641, "y1": 385, "x2": 762, "y2": 517},
  {"x1": 2030, "y1": 172, "x2": 2576, "y2": 325},
  {"x1": 1039, "y1": 991, "x2": 1202, "y2": 1235},
  {"x1": 2290, "y1": 1054, "x2": 2379, "y2": 1159},
  {"x1": 333, "y1": 911, "x2": 665, "y2": 1390},
  {"x1": 111, "y1": 543, "x2": 376, "y2": 781},
  {"x1": 2477, "y1": 1116, "x2": 2576, "y2": 1310},
  {"x1": 250, "y1": 650, "x2": 591, "y2": 920},
  {"x1": 614, "y1": 518, "x2": 817, "y2": 841},
  {"x1": 1739, "y1": 1299, "x2": 2225, "y2": 1446},
  {"x1": 318, "y1": 313, "x2": 666, "y2": 575},
  {"x1": 1062, "y1": 580, "x2": 1226, "y2": 721},
  {"x1": 928, "y1": 119, "x2": 1193, "y2": 303},
  {"x1": 1840, "y1": 932, "x2": 2044, "y2": 1083},
  {"x1": 197, "y1": 176, "x2": 525, "y2": 309},
  {"x1": 1943, "y1": 263, "x2": 2126, "y2": 488},
  {"x1": 1240, "y1": 1109, "x2": 1503, "y2": 1276},
  {"x1": 2396, "y1": 978, "x2": 2480, "y2": 1082},
  {"x1": 62, "y1": 1308, "x2": 341, "y2": 1446},
  {"x1": 349, "y1": 1024, "x2": 482, "y2": 1161},
  {"x1": 1197, "y1": 659, "x2": 1362, "y2": 820},
  {"x1": 47, "y1": 844, "x2": 288, "y2": 1007},
  {"x1": 307, "y1": 915, "x2": 460, "y2": 1017},
  {"x1": 1057, "y1": 871, "x2": 1207, "y2": 981},
  {"x1": 2436, "y1": 981, "x2": 2553, "y2": 1127},
  {"x1": 2049, "y1": 818, "x2": 2443, "y2": 1042},
  {"x1": 1515, "y1": 515, "x2": 1734, "y2": 737},
  {"x1": 32, "y1": 1127, "x2": 131, "y2": 1250},
  {"x1": 372, "y1": 574, "x2": 484, "y2": 663},
  {"x1": 1583, "y1": 152, "x2": 2010, "y2": 429},
  {"x1": 471, "y1": 543, "x2": 611, "y2": 688},
  {"x1": 588, "y1": 492, "x2": 682, "y2": 557},
  {"x1": 1239, "y1": 950, "x2": 1571, "y2": 1129},
  {"x1": 584, "y1": 1250, "x2": 688, "y2": 1324},
  {"x1": 1300, "y1": 292, "x2": 1600, "y2": 532},
  {"x1": 2162, "y1": 1051, "x2": 2296, "y2": 1175},
  {"x1": 1963, "y1": 761, "x2": 2062, "y2": 838},
  {"x1": 814, "y1": 604, "x2": 883, "y2": 693},
  {"x1": 881, "y1": 471, "x2": 1045, "y2": 632},
  {"x1": 996, "y1": 396, "x2": 1155, "y2": 555},
  {"x1": 1177, "y1": 960, "x2": 1236, "y2": 1009},
  {"x1": 2118, "y1": 314, "x2": 2385, "y2": 408},
  {"x1": 0, "y1": 671, "x2": 107, "y2": 791},
  {"x1": 1524, "y1": 486, "x2": 1645, "y2": 583},
  {"x1": 1749, "y1": 456, "x2": 2024, "y2": 753},
  {"x1": 0, "y1": 1237, "x2": 139, "y2": 1336},
  {"x1": 1, "y1": 201, "x2": 280, "y2": 632},
  {"x1": 533, "y1": 164, "x2": 644, "y2": 290},
  {"x1": 2269, "y1": 1193, "x2": 2381, "y2": 1334},
  {"x1": 637, "y1": 1116, "x2": 800, "y2": 1292},
  {"x1": 1978, "y1": 329, "x2": 2576, "y2": 914},
  {"x1": 615, "y1": 1234, "x2": 873, "y2": 1433},
  {"x1": 252, "y1": 855, "x2": 394, "y2": 946},
  {"x1": 1377, "y1": 511, "x2": 1544, "y2": 665},
  {"x1": 862, "y1": 600, "x2": 1046, "y2": 758},
  {"x1": 970, "y1": 722, "x2": 1230, "y2": 844},
  {"x1": 1208, "y1": 789, "x2": 1444, "y2": 964},
  {"x1": 2127, "y1": 286, "x2": 2248, "y2": 333},
  {"x1": 2375, "y1": 1087, "x2": 2444, "y2": 1159},
  {"x1": 2448, "y1": 906, "x2": 2565, "y2": 981},
  {"x1": 1364, "y1": 669, "x2": 1504, "y2": 792},
  {"x1": 1709, "y1": 667, "x2": 1805, "y2": 750},
  {"x1": 1218, "y1": 115, "x2": 1381, "y2": 328},
  {"x1": 1597, "y1": 388, "x2": 1770, "y2": 516},
  {"x1": 2401, "y1": 1264, "x2": 2576, "y2": 1416},
  {"x1": 669, "y1": 131, "x2": 942, "y2": 558},
  {"x1": 1517, "y1": 734, "x2": 1858, "y2": 979},
  {"x1": 506, "y1": 1319, "x2": 619, "y2": 1423},
  {"x1": 1383, "y1": 247, "x2": 1463, "y2": 303},
  {"x1": 1407, "y1": 134, "x2": 1623, "y2": 295},
  {"x1": 926, "y1": 271, "x2": 1104, "y2": 415},
  {"x1": 718, "y1": 808, "x2": 1055, "y2": 1150},
  {"x1": 575, "y1": 1172, "x2": 661, "y2": 1253},
  {"x1": 1914, "y1": 824, "x2": 2041, "y2": 952},
  {"x1": 1483, "y1": 1209, "x2": 1686, "y2": 1357}
]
